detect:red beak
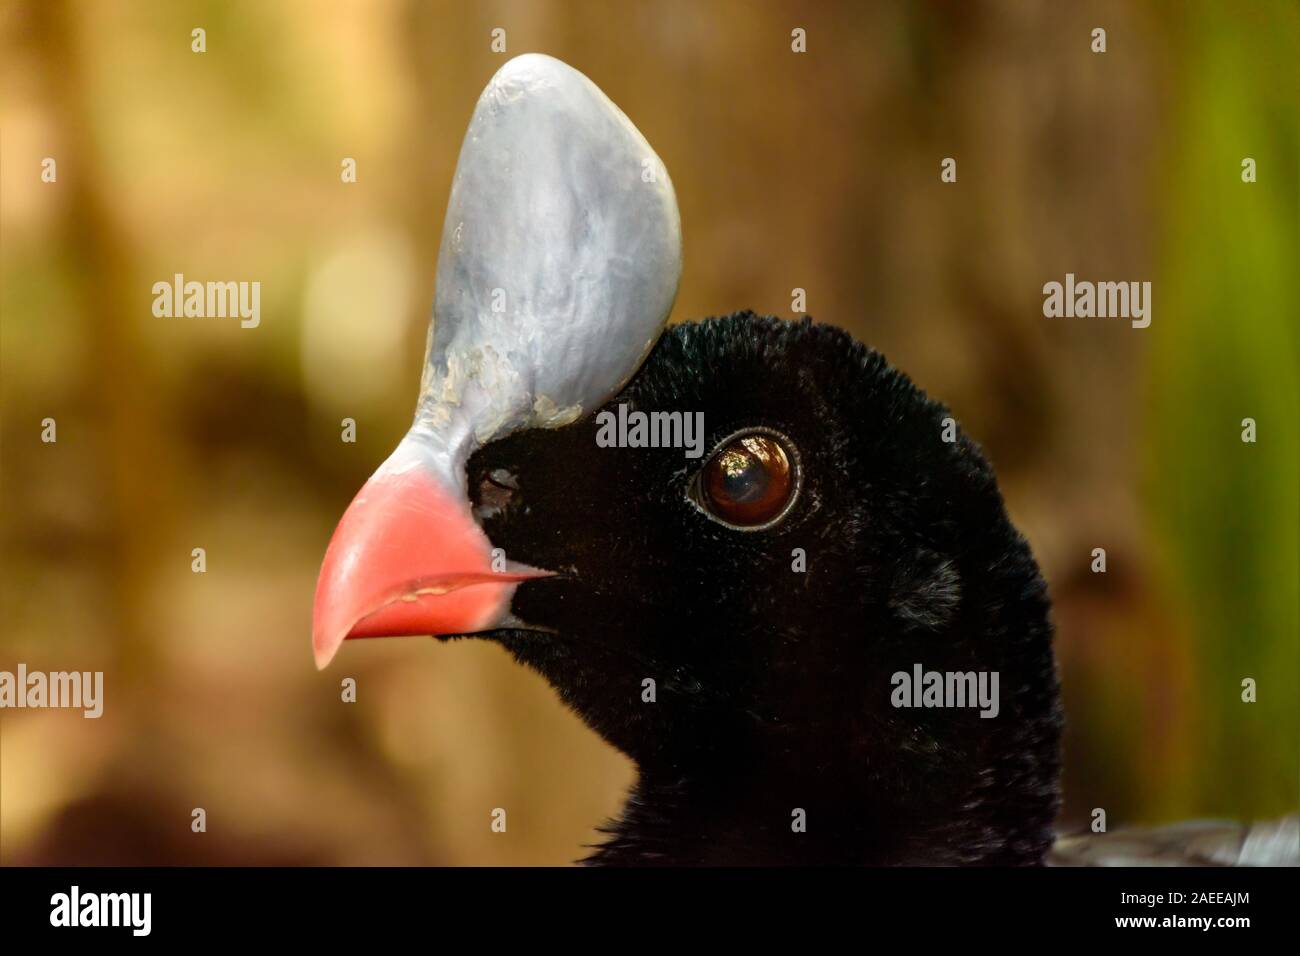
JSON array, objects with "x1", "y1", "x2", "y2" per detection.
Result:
[{"x1": 311, "y1": 437, "x2": 549, "y2": 669}]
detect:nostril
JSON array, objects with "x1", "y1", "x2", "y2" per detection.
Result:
[{"x1": 474, "y1": 467, "x2": 519, "y2": 520}]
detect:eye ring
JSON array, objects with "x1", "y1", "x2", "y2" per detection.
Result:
[{"x1": 687, "y1": 427, "x2": 802, "y2": 532}]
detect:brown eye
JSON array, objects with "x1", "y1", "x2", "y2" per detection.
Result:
[{"x1": 698, "y1": 431, "x2": 798, "y2": 529}]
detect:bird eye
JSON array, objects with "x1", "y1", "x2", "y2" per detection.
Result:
[{"x1": 693, "y1": 429, "x2": 799, "y2": 530}]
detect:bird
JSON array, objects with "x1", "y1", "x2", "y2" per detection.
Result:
[{"x1": 311, "y1": 54, "x2": 1297, "y2": 866}]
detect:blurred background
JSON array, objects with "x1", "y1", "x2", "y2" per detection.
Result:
[{"x1": 1, "y1": 0, "x2": 1296, "y2": 865}]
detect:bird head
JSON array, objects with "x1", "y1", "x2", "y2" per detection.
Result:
[
  {"x1": 465, "y1": 315, "x2": 1061, "y2": 825},
  {"x1": 313, "y1": 54, "x2": 1061, "y2": 863}
]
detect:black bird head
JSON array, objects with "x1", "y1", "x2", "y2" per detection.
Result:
[{"x1": 463, "y1": 313, "x2": 1062, "y2": 864}]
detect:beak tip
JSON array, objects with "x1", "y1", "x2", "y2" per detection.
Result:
[{"x1": 312, "y1": 623, "x2": 343, "y2": 671}]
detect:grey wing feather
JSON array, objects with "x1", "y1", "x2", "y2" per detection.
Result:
[{"x1": 1049, "y1": 814, "x2": 1299, "y2": 867}]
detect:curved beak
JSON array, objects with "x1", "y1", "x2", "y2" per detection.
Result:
[{"x1": 311, "y1": 433, "x2": 550, "y2": 670}]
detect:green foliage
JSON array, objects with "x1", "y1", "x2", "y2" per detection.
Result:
[{"x1": 1148, "y1": 2, "x2": 1299, "y2": 817}]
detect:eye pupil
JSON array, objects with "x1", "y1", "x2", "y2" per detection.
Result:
[{"x1": 702, "y1": 434, "x2": 794, "y2": 527}]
